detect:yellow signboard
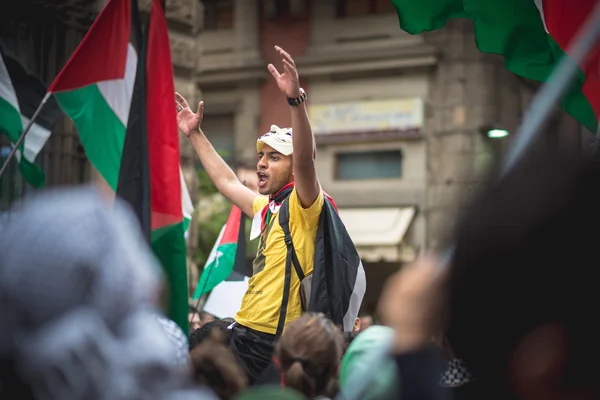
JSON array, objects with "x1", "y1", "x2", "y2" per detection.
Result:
[{"x1": 308, "y1": 98, "x2": 423, "y2": 135}]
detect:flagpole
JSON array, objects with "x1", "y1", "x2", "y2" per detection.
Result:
[
  {"x1": 501, "y1": 1, "x2": 600, "y2": 174},
  {"x1": 188, "y1": 212, "x2": 230, "y2": 327},
  {"x1": 188, "y1": 249, "x2": 218, "y2": 327},
  {"x1": 0, "y1": 92, "x2": 51, "y2": 181},
  {"x1": 338, "y1": 3, "x2": 600, "y2": 400}
]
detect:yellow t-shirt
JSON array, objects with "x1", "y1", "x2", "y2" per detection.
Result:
[{"x1": 234, "y1": 188, "x2": 324, "y2": 335}]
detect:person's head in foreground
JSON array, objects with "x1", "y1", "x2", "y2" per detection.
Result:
[
  {"x1": 256, "y1": 125, "x2": 294, "y2": 196},
  {"x1": 234, "y1": 386, "x2": 308, "y2": 400},
  {"x1": 189, "y1": 335, "x2": 247, "y2": 400},
  {"x1": 188, "y1": 319, "x2": 233, "y2": 351},
  {"x1": 447, "y1": 147, "x2": 600, "y2": 400},
  {"x1": 0, "y1": 187, "x2": 210, "y2": 399},
  {"x1": 274, "y1": 312, "x2": 344, "y2": 398}
]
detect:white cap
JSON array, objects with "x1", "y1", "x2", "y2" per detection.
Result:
[{"x1": 256, "y1": 125, "x2": 293, "y2": 156}]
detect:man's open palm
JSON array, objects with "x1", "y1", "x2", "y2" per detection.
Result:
[
  {"x1": 175, "y1": 92, "x2": 203, "y2": 137},
  {"x1": 268, "y1": 45, "x2": 301, "y2": 99}
]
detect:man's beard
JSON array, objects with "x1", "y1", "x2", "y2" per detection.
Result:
[{"x1": 260, "y1": 177, "x2": 291, "y2": 196}]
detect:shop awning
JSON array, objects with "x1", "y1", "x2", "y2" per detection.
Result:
[{"x1": 338, "y1": 207, "x2": 416, "y2": 262}]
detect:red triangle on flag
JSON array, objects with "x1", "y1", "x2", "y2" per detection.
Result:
[
  {"x1": 48, "y1": 0, "x2": 131, "y2": 93},
  {"x1": 221, "y1": 206, "x2": 242, "y2": 245}
]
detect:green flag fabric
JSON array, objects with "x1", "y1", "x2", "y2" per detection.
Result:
[
  {"x1": 193, "y1": 205, "x2": 243, "y2": 299},
  {"x1": 391, "y1": 0, "x2": 600, "y2": 133}
]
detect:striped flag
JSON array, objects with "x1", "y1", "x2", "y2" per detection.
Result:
[
  {"x1": 0, "y1": 46, "x2": 62, "y2": 187},
  {"x1": 48, "y1": 0, "x2": 141, "y2": 190},
  {"x1": 192, "y1": 205, "x2": 246, "y2": 299},
  {"x1": 146, "y1": 0, "x2": 192, "y2": 332},
  {"x1": 48, "y1": 0, "x2": 193, "y2": 331}
]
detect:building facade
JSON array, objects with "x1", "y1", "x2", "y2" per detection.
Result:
[
  {"x1": 198, "y1": 0, "x2": 587, "y2": 313},
  {"x1": 0, "y1": 0, "x2": 204, "y2": 295},
  {"x1": 1, "y1": 0, "x2": 588, "y2": 311}
]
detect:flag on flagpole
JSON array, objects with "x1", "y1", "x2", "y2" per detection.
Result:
[
  {"x1": 193, "y1": 206, "x2": 246, "y2": 299},
  {"x1": 48, "y1": 0, "x2": 140, "y2": 189},
  {"x1": 146, "y1": 0, "x2": 191, "y2": 332},
  {"x1": 47, "y1": 0, "x2": 193, "y2": 331},
  {"x1": 115, "y1": 0, "x2": 151, "y2": 241},
  {"x1": 391, "y1": 0, "x2": 600, "y2": 133},
  {"x1": 0, "y1": 46, "x2": 62, "y2": 187}
]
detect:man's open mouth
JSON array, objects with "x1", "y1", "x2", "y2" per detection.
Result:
[{"x1": 257, "y1": 171, "x2": 268, "y2": 188}]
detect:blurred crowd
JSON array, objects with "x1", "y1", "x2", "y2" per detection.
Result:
[{"x1": 1, "y1": 144, "x2": 599, "y2": 400}]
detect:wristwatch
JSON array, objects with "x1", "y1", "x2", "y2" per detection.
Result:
[{"x1": 287, "y1": 88, "x2": 307, "y2": 107}]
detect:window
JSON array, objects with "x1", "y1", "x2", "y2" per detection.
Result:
[
  {"x1": 335, "y1": 0, "x2": 396, "y2": 18},
  {"x1": 336, "y1": 150, "x2": 402, "y2": 180},
  {"x1": 203, "y1": 0, "x2": 234, "y2": 31},
  {"x1": 262, "y1": 0, "x2": 307, "y2": 19},
  {"x1": 199, "y1": 113, "x2": 235, "y2": 166}
]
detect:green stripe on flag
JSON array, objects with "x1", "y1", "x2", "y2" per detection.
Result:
[
  {"x1": 0, "y1": 97, "x2": 23, "y2": 144},
  {"x1": 54, "y1": 83, "x2": 126, "y2": 189},
  {"x1": 152, "y1": 221, "x2": 189, "y2": 333},
  {"x1": 193, "y1": 242, "x2": 237, "y2": 299},
  {"x1": 0, "y1": 98, "x2": 46, "y2": 187}
]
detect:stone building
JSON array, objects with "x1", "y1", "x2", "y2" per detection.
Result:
[
  {"x1": 0, "y1": 0, "x2": 204, "y2": 294},
  {"x1": 197, "y1": 0, "x2": 588, "y2": 313}
]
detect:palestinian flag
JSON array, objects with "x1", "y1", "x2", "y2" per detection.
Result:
[
  {"x1": 0, "y1": 46, "x2": 62, "y2": 187},
  {"x1": 193, "y1": 205, "x2": 247, "y2": 299},
  {"x1": 48, "y1": 0, "x2": 193, "y2": 331},
  {"x1": 48, "y1": 0, "x2": 140, "y2": 190},
  {"x1": 146, "y1": 0, "x2": 192, "y2": 332},
  {"x1": 391, "y1": 0, "x2": 600, "y2": 133}
]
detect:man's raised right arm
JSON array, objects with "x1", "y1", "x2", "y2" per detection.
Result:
[{"x1": 176, "y1": 93, "x2": 257, "y2": 218}]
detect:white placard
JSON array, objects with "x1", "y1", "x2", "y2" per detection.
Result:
[{"x1": 203, "y1": 277, "x2": 250, "y2": 319}]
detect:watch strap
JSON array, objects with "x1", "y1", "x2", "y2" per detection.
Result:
[{"x1": 287, "y1": 89, "x2": 307, "y2": 107}]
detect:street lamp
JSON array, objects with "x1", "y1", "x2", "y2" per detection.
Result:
[
  {"x1": 479, "y1": 125, "x2": 510, "y2": 139},
  {"x1": 486, "y1": 128, "x2": 510, "y2": 139}
]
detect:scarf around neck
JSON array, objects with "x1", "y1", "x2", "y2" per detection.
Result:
[
  {"x1": 249, "y1": 183, "x2": 295, "y2": 240},
  {"x1": 249, "y1": 182, "x2": 338, "y2": 241}
]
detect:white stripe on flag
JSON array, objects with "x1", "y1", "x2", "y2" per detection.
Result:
[
  {"x1": 180, "y1": 167, "x2": 194, "y2": 239},
  {"x1": 0, "y1": 53, "x2": 19, "y2": 112},
  {"x1": 97, "y1": 43, "x2": 138, "y2": 127},
  {"x1": 533, "y1": 0, "x2": 549, "y2": 33},
  {"x1": 21, "y1": 115, "x2": 52, "y2": 162},
  {"x1": 342, "y1": 260, "x2": 367, "y2": 332},
  {"x1": 1, "y1": 55, "x2": 51, "y2": 164},
  {"x1": 180, "y1": 167, "x2": 194, "y2": 222}
]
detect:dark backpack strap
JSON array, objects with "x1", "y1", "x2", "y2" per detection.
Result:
[
  {"x1": 275, "y1": 198, "x2": 305, "y2": 337},
  {"x1": 279, "y1": 199, "x2": 305, "y2": 281}
]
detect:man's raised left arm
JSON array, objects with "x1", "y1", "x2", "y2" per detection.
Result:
[{"x1": 268, "y1": 45, "x2": 320, "y2": 208}]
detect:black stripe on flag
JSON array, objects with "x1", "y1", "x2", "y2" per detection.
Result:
[
  {"x1": 227, "y1": 212, "x2": 249, "y2": 281},
  {"x1": 0, "y1": 44, "x2": 62, "y2": 130},
  {"x1": 116, "y1": 0, "x2": 151, "y2": 243}
]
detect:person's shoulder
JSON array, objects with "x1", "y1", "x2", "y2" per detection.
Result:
[
  {"x1": 288, "y1": 187, "x2": 324, "y2": 210},
  {"x1": 285, "y1": 188, "x2": 324, "y2": 230}
]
